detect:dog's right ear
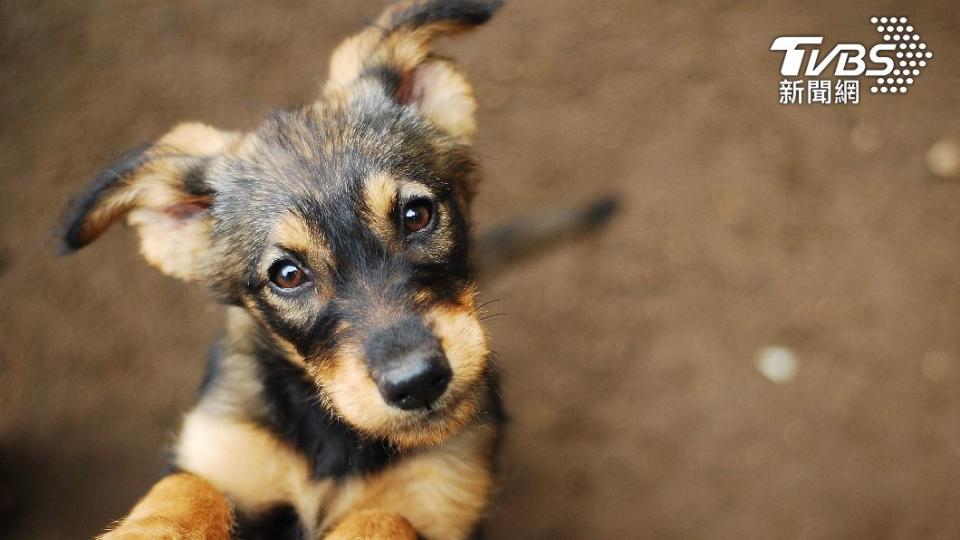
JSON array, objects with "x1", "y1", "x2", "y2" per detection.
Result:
[{"x1": 61, "y1": 122, "x2": 240, "y2": 281}]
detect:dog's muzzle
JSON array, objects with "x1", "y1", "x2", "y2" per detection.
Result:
[{"x1": 364, "y1": 317, "x2": 452, "y2": 410}]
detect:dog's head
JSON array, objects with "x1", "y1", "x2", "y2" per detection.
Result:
[{"x1": 61, "y1": 0, "x2": 503, "y2": 449}]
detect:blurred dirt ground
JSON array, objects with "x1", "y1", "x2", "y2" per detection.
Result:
[{"x1": 2, "y1": 1, "x2": 960, "y2": 538}]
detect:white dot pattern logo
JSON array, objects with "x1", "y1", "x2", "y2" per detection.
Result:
[
  {"x1": 772, "y1": 17, "x2": 935, "y2": 105},
  {"x1": 869, "y1": 16, "x2": 932, "y2": 94}
]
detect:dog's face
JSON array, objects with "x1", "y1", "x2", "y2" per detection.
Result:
[
  {"x1": 218, "y1": 96, "x2": 489, "y2": 449},
  {"x1": 61, "y1": 0, "x2": 501, "y2": 449}
]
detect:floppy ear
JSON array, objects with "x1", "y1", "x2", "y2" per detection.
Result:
[
  {"x1": 61, "y1": 122, "x2": 240, "y2": 281},
  {"x1": 325, "y1": 0, "x2": 502, "y2": 143}
]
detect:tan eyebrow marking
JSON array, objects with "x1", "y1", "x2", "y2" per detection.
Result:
[
  {"x1": 273, "y1": 213, "x2": 333, "y2": 271},
  {"x1": 275, "y1": 213, "x2": 317, "y2": 255},
  {"x1": 399, "y1": 181, "x2": 432, "y2": 201},
  {"x1": 365, "y1": 172, "x2": 399, "y2": 222}
]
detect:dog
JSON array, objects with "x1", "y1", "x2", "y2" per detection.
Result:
[
  {"x1": 61, "y1": 1, "x2": 614, "y2": 538},
  {"x1": 63, "y1": 1, "x2": 505, "y2": 537}
]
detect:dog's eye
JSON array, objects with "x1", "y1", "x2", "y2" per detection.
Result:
[
  {"x1": 402, "y1": 198, "x2": 434, "y2": 235},
  {"x1": 268, "y1": 260, "x2": 309, "y2": 290}
]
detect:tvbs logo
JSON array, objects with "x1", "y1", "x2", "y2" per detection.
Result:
[{"x1": 771, "y1": 16, "x2": 932, "y2": 105}]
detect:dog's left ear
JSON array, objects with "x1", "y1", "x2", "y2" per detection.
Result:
[
  {"x1": 61, "y1": 123, "x2": 240, "y2": 281},
  {"x1": 325, "y1": 0, "x2": 503, "y2": 143}
]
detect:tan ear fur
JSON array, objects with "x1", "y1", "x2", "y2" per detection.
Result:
[
  {"x1": 324, "y1": 0, "x2": 501, "y2": 142},
  {"x1": 125, "y1": 123, "x2": 239, "y2": 280},
  {"x1": 62, "y1": 122, "x2": 240, "y2": 281},
  {"x1": 406, "y1": 59, "x2": 478, "y2": 141}
]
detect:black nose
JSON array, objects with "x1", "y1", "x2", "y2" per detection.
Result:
[
  {"x1": 365, "y1": 318, "x2": 452, "y2": 410},
  {"x1": 378, "y1": 352, "x2": 452, "y2": 410}
]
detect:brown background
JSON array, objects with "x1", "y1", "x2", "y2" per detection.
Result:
[{"x1": 2, "y1": 1, "x2": 959, "y2": 538}]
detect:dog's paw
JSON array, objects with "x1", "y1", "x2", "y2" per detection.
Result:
[
  {"x1": 98, "y1": 516, "x2": 188, "y2": 540},
  {"x1": 324, "y1": 509, "x2": 418, "y2": 540}
]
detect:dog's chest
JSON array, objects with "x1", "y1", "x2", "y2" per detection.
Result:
[
  {"x1": 175, "y1": 411, "x2": 340, "y2": 535},
  {"x1": 175, "y1": 409, "x2": 497, "y2": 539}
]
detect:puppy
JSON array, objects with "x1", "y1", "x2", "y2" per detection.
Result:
[{"x1": 62, "y1": 1, "x2": 507, "y2": 538}]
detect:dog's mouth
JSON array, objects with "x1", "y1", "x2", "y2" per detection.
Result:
[
  {"x1": 412, "y1": 386, "x2": 465, "y2": 420},
  {"x1": 387, "y1": 381, "x2": 477, "y2": 435}
]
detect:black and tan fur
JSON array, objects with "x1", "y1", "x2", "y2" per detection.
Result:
[
  {"x1": 62, "y1": 1, "x2": 620, "y2": 537},
  {"x1": 63, "y1": 1, "x2": 507, "y2": 538}
]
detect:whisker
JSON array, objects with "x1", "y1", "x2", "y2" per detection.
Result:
[{"x1": 472, "y1": 298, "x2": 502, "y2": 315}]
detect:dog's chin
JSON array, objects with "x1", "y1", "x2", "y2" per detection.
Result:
[
  {"x1": 329, "y1": 384, "x2": 482, "y2": 450},
  {"x1": 384, "y1": 389, "x2": 481, "y2": 449}
]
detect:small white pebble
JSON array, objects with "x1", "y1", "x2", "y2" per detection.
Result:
[
  {"x1": 926, "y1": 139, "x2": 960, "y2": 179},
  {"x1": 755, "y1": 346, "x2": 798, "y2": 384}
]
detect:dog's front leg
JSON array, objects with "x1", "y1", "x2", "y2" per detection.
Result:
[
  {"x1": 99, "y1": 472, "x2": 233, "y2": 540},
  {"x1": 324, "y1": 509, "x2": 418, "y2": 540}
]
